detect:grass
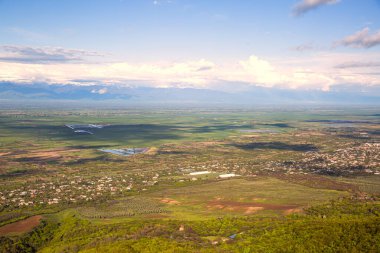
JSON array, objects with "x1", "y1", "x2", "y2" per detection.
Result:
[
  {"x1": 149, "y1": 178, "x2": 348, "y2": 219},
  {"x1": 73, "y1": 177, "x2": 349, "y2": 222},
  {"x1": 0, "y1": 106, "x2": 379, "y2": 252},
  {"x1": 336, "y1": 176, "x2": 380, "y2": 195}
]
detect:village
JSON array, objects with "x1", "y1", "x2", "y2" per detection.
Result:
[
  {"x1": 0, "y1": 167, "x2": 241, "y2": 210},
  {"x1": 1, "y1": 141, "x2": 379, "y2": 211},
  {"x1": 267, "y1": 142, "x2": 380, "y2": 176}
]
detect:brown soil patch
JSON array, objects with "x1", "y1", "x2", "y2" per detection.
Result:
[
  {"x1": 207, "y1": 200, "x2": 298, "y2": 214},
  {"x1": 22, "y1": 151, "x2": 62, "y2": 159},
  {"x1": 0, "y1": 215, "x2": 42, "y2": 236},
  {"x1": 284, "y1": 208, "x2": 303, "y2": 215},
  {"x1": 144, "y1": 147, "x2": 156, "y2": 155},
  {"x1": 245, "y1": 207, "x2": 264, "y2": 214},
  {"x1": 11, "y1": 148, "x2": 81, "y2": 162},
  {"x1": 160, "y1": 198, "x2": 180, "y2": 205},
  {"x1": 274, "y1": 174, "x2": 358, "y2": 192}
]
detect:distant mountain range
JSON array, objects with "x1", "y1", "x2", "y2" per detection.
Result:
[{"x1": 0, "y1": 82, "x2": 379, "y2": 105}]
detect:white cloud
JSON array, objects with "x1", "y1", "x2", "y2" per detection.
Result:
[
  {"x1": 239, "y1": 55, "x2": 284, "y2": 86},
  {"x1": 0, "y1": 49, "x2": 379, "y2": 92},
  {"x1": 0, "y1": 58, "x2": 216, "y2": 88},
  {"x1": 292, "y1": 0, "x2": 340, "y2": 16},
  {"x1": 91, "y1": 88, "x2": 108, "y2": 94},
  {"x1": 334, "y1": 61, "x2": 380, "y2": 69},
  {"x1": 0, "y1": 45, "x2": 102, "y2": 64},
  {"x1": 152, "y1": 0, "x2": 173, "y2": 6},
  {"x1": 336, "y1": 27, "x2": 380, "y2": 48},
  {"x1": 235, "y1": 55, "x2": 336, "y2": 91},
  {"x1": 291, "y1": 43, "x2": 318, "y2": 52}
]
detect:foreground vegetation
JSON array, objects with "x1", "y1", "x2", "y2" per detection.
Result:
[{"x1": 1, "y1": 197, "x2": 379, "y2": 252}]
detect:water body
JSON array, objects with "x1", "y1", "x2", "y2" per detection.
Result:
[
  {"x1": 66, "y1": 124, "x2": 106, "y2": 129},
  {"x1": 239, "y1": 129, "x2": 279, "y2": 133},
  {"x1": 99, "y1": 148, "x2": 149, "y2": 156}
]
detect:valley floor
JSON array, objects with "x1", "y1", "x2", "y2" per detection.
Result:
[{"x1": 0, "y1": 106, "x2": 379, "y2": 252}]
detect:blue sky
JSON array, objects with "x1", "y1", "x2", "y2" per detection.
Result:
[{"x1": 0, "y1": 0, "x2": 379, "y2": 91}]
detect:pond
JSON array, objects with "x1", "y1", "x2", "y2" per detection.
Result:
[{"x1": 99, "y1": 148, "x2": 149, "y2": 156}]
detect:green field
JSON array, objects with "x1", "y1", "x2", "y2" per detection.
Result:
[{"x1": 0, "y1": 106, "x2": 379, "y2": 252}]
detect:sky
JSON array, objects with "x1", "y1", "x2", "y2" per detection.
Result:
[{"x1": 0, "y1": 0, "x2": 380, "y2": 92}]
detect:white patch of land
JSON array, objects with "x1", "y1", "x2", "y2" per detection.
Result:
[
  {"x1": 219, "y1": 173, "x2": 239, "y2": 178},
  {"x1": 189, "y1": 171, "x2": 211, "y2": 176}
]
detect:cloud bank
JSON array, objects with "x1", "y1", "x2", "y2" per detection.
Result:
[
  {"x1": 292, "y1": 0, "x2": 340, "y2": 16},
  {"x1": 336, "y1": 28, "x2": 380, "y2": 48},
  {"x1": 0, "y1": 45, "x2": 379, "y2": 92},
  {"x1": 335, "y1": 61, "x2": 380, "y2": 69},
  {"x1": 0, "y1": 46, "x2": 102, "y2": 64},
  {"x1": 291, "y1": 43, "x2": 317, "y2": 52}
]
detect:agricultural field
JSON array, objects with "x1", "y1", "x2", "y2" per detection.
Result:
[{"x1": 0, "y1": 106, "x2": 379, "y2": 252}]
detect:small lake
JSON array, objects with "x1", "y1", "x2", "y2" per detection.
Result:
[{"x1": 99, "y1": 148, "x2": 149, "y2": 156}]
